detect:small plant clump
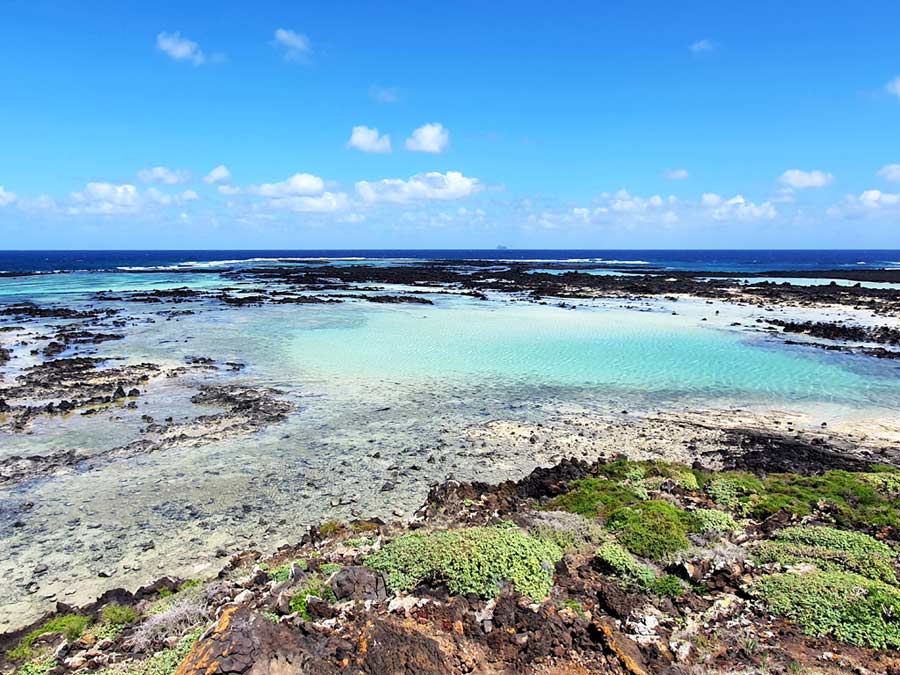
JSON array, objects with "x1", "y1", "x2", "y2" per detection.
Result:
[
  {"x1": 546, "y1": 477, "x2": 640, "y2": 518},
  {"x1": 318, "y1": 562, "x2": 342, "y2": 576},
  {"x1": 289, "y1": 577, "x2": 337, "y2": 620},
  {"x1": 91, "y1": 604, "x2": 139, "y2": 640},
  {"x1": 96, "y1": 627, "x2": 203, "y2": 675},
  {"x1": 365, "y1": 524, "x2": 563, "y2": 599},
  {"x1": 15, "y1": 658, "x2": 57, "y2": 675},
  {"x1": 691, "y1": 508, "x2": 740, "y2": 536},
  {"x1": 269, "y1": 559, "x2": 307, "y2": 583},
  {"x1": 7, "y1": 614, "x2": 92, "y2": 662},
  {"x1": 607, "y1": 500, "x2": 694, "y2": 560},
  {"x1": 753, "y1": 525, "x2": 898, "y2": 584},
  {"x1": 595, "y1": 542, "x2": 684, "y2": 597},
  {"x1": 753, "y1": 570, "x2": 900, "y2": 649},
  {"x1": 318, "y1": 520, "x2": 343, "y2": 536}
]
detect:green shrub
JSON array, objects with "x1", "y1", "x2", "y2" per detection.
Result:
[
  {"x1": 607, "y1": 500, "x2": 693, "y2": 560},
  {"x1": 100, "y1": 603, "x2": 138, "y2": 627},
  {"x1": 691, "y1": 508, "x2": 740, "y2": 535},
  {"x1": 647, "y1": 574, "x2": 685, "y2": 598},
  {"x1": 318, "y1": 520, "x2": 342, "y2": 536},
  {"x1": 546, "y1": 478, "x2": 639, "y2": 517},
  {"x1": 7, "y1": 615, "x2": 92, "y2": 662},
  {"x1": 753, "y1": 526, "x2": 897, "y2": 584},
  {"x1": 15, "y1": 658, "x2": 57, "y2": 675},
  {"x1": 595, "y1": 542, "x2": 683, "y2": 597},
  {"x1": 319, "y1": 563, "x2": 342, "y2": 576},
  {"x1": 705, "y1": 474, "x2": 763, "y2": 511},
  {"x1": 365, "y1": 525, "x2": 563, "y2": 599},
  {"x1": 289, "y1": 577, "x2": 336, "y2": 620},
  {"x1": 753, "y1": 570, "x2": 900, "y2": 649}
]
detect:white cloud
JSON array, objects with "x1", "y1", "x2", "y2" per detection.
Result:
[
  {"x1": 0, "y1": 186, "x2": 17, "y2": 206},
  {"x1": 533, "y1": 190, "x2": 777, "y2": 231},
  {"x1": 827, "y1": 189, "x2": 900, "y2": 220},
  {"x1": 877, "y1": 164, "x2": 900, "y2": 182},
  {"x1": 273, "y1": 29, "x2": 311, "y2": 62},
  {"x1": 69, "y1": 182, "x2": 140, "y2": 214},
  {"x1": 138, "y1": 166, "x2": 190, "y2": 185},
  {"x1": 886, "y1": 77, "x2": 900, "y2": 98},
  {"x1": 778, "y1": 169, "x2": 834, "y2": 189},
  {"x1": 67, "y1": 182, "x2": 200, "y2": 215},
  {"x1": 663, "y1": 168, "x2": 689, "y2": 180},
  {"x1": 263, "y1": 192, "x2": 349, "y2": 213},
  {"x1": 203, "y1": 165, "x2": 231, "y2": 184},
  {"x1": 218, "y1": 184, "x2": 241, "y2": 195},
  {"x1": 356, "y1": 171, "x2": 481, "y2": 204},
  {"x1": 146, "y1": 188, "x2": 199, "y2": 205},
  {"x1": 156, "y1": 31, "x2": 205, "y2": 65},
  {"x1": 347, "y1": 126, "x2": 392, "y2": 154},
  {"x1": 249, "y1": 173, "x2": 325, "y2": 197},
  {"x1": 369, "y1": 85, "x2": 398, "y2": 103},
  {"x1": 689, "y1": 39, "x2": 715, "y2": 55},
  {"x1": 405, "y1": 123, "x2": 449, "y2": 154},
  {"x1": 708, "y1": 194, "x2": 777, "y2": 221}
]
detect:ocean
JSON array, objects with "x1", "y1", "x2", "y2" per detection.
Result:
[{"x1": 1, "y1": 249, "x2": 899, "y2": 275}]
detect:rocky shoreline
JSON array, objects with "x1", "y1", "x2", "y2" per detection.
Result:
[{"x1": 3, "y1": 434, "x2": 900, "y2": 674}]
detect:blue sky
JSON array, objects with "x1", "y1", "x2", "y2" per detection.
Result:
[{"x1": 1, "y1": 1, "x2": 900, "y2": 248}]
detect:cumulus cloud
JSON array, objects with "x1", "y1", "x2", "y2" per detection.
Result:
[
  {"x1": 273, "y1": 29, "x2": 311, "y2": 62},
  {"x1": 69, "y1": 182, "x2": 140, "y2": 214},
  {"x1": 706, "y1": 194, "x2": 777, "y2": 221},
  {"x1": 146, "y1": 188, "x2": 199, "y2": 205},
  {"x1": 0, "y1": 186, "x2": 17, "y2": 206},
  {"x1": 156, "y1": 31, "x2": 205, "y2": 65},
  {"x1": 203, "y1": 165, "x2": 231, "y2": 184},
  {"x1": 249, "y1": 173, "x2": 325, "y2": 197},
  {"x1": 663, "y1": 168, "x2": 689, "y2": 180},
  {"x1": 405, "y1": 123, "x2": 449, "y2": 154},
  {"x1": 778, "y1": 169, "x2": 834, "y2": 189},
  {"x1": 689, "y1": 39, "x2": 715, "y2": 55},
  {"x1": 138, "y1": 166, "x2": 190, "y2": 185},
  {"x1": 347, "y1": 126, "x2": 392, "y2": 154},
  {"x1": 886, "y1": 77, "x2": 900, "y2": 98},
  {"x1": 826, "y1": 189, "x2": 900, "y2": 220},
  {"x1": 67, "y1": 182, "x2": 199, "y2": 215},
  {"x1": 877, "y1": 164, "x2": 900, "y2": 182},
  {"x1": 532, "y1": 190, "x2": 776, "y2": 231},
  {"x1": 356, "y1": 171, "x2": 481, "y2": 204},
  {"x1": 218, "y1": 184, "x2": 241, "y2": 195},
  {"x1": 263, "y1": 192, "x2": 349, "y2": 213},
  {"x1": 369, "y1": 85, "x2": 398, "y2": 103}
]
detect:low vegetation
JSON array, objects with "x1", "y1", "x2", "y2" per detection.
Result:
[
  {"x1": 7, "y1": 615, "x2": 91, "y2": 662},
  {"x1": 365, "y1": 523, "x2": 564, "y2": 599},
  {"x1": 753, "y1": 570, "x2": 900, "y2": 649}
]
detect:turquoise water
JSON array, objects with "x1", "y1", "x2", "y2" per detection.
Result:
[{"x1": 279, "y1": 299, "x2": 900, "y2": 409}]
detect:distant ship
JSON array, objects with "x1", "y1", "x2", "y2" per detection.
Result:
[{"x1": 496, "y1": 245, "x2": 508, "y2": 250}]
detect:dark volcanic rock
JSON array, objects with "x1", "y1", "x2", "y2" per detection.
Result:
[
  {"x1": 330, "y1": 566, "x2": 388, "y2": 602},
  {"x1": 175, "y1": 606, "x2": 336, "y2": 675}
]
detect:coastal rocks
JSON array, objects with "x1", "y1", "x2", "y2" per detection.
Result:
[
  {"x1": 329, "y1": 566, "x2": 388, "y2": 602},
  {"x1": 175, "y1": 606, "x2": 336, "y2": 675},
  {"x1": 0, "y1": 449, "x2": 87, "y2": 485}
]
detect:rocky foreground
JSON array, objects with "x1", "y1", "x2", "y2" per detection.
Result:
[{"x1": 3, "y1": 437, "x2": 900, "y2": 675}]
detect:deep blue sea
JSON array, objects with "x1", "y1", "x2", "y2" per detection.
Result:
[
  {"x1": 0, "y1": 249, "x2": 900, "y2": 272},
  {"x1": 1, "y1": 249, "x2": 899, "y2": 275}
]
